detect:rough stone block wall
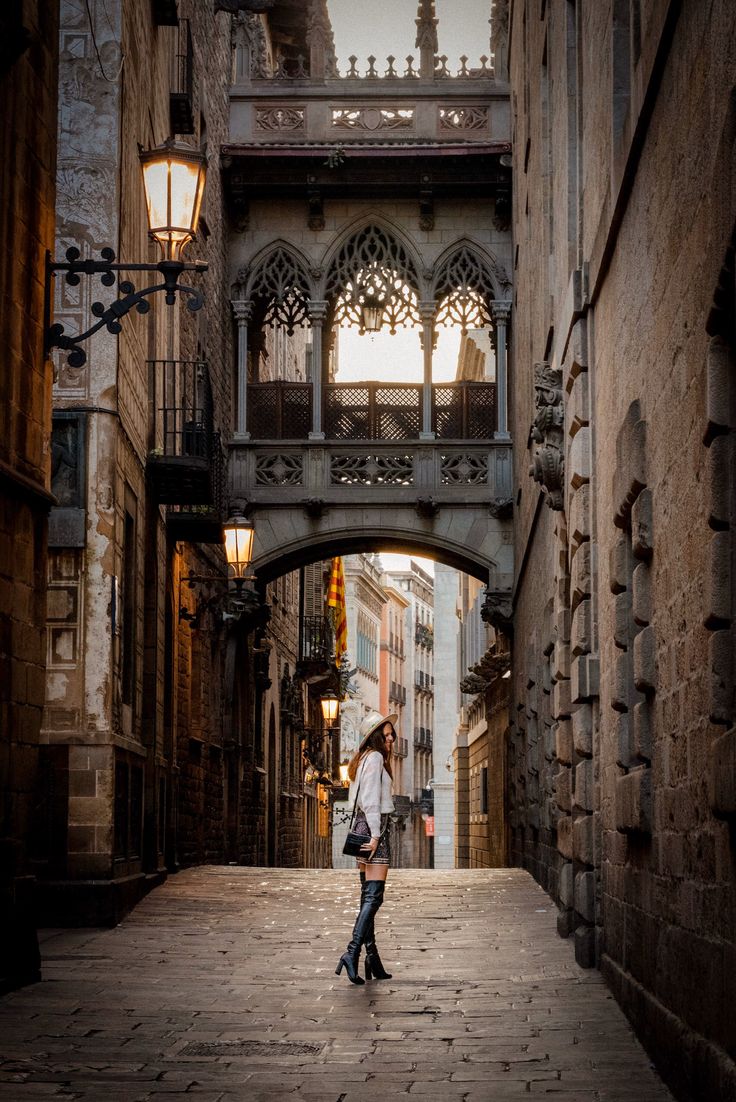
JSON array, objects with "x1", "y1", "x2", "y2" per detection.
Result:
[
  {"x1": 509, "y1": 0, "x2": 736, "y2": 1096},
  {"x1": 0, "y1": 0, "x2": 58, "y2": 982}
]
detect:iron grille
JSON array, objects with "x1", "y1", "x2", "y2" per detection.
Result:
[
  {"x1": 433, "y1": 382, "x2": 496, "y2": 439},
  {"x1": 300, "y1": 616, "x2": 334, "y2": 665},
  {"x1": 248, "y1": 382, "x2": 312, "y2": 439},
  {"x1": 324, "y1": 383, "x2": 421, "y2": 440}
]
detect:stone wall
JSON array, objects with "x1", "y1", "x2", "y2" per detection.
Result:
[
  {"x1": 509, "y1": 0, "x2": 736, "y2": 1096},
  {"x1": 42, "y1": 0, "x2": 237, "y2": 919},
  {"x1": 0, "y1": 0, "x2": 59, "y2": 987}
]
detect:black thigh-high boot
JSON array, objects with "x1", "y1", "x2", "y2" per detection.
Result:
[
  {"x1": 363, "y1": 881, "x2": 391, "y2": 980},
  {"x1": 335, "y1": 880, "x2": 385, "y2": 985}
]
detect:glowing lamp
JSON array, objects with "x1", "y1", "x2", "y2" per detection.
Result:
[{"x1": 140, "y1": 139, "x2": 207, "y2": 262}]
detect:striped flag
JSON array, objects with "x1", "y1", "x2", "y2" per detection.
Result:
[{"x1": 326, "y1": 557, "x2": 348, "y2": 667}]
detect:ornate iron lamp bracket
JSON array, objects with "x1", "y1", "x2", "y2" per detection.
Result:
[{"x1": 46, "y1": 246, "x2": 208, "y2": 367}]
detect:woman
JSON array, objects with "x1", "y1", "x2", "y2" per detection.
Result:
[{"x1": 335, "y1": 710, "x2": 396, "y2": 985}]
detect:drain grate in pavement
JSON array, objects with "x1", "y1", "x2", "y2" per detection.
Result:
[{"x1": 180, "y1": 1039, "x2": 325, "y2": 1058}]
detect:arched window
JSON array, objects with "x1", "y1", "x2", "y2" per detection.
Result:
[
  {"x1": 247, "y1": 246, "x2": 312, "y2": 334},
  {"x1": 433, "y1": 245, "x2": 497, "y2": 331},
  {"x1": 325, "y1": 224, "x2": 422, "y2": 332}
]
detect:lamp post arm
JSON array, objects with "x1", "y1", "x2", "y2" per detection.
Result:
[{"x1": 46, "y1": 247, "x2": 209, "y2": 368}]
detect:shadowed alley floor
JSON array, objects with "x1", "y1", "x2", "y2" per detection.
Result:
[{"x1": 0, "y1": 867, "x2": 672, "y2": 1101}]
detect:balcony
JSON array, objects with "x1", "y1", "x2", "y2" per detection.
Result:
[
  {"x1": 414, "y1": 727, "x2": 433, "y2": 750},
  {"x1": 147, "y1": 360, "x2": 217, "y2": 509},
  {"x1": 296, "y1": 616, "x2": 335, "y2": 683},
  {"x1": 166, "y1": 432, "x2": 226, "y2": 544},
  {"x1": 414, "y1": 671, "x2": 434, "y2": 695},
  {"x1": 393, "y1": 737, "x2": 409, "y2": 759},
  {"x1": 389, "y1": 681, "x2": 408, "y2": 706},
  {"x1": 247, "y1": 381, "x2": 496, "y2": 442},
  {"x1": 170, "y1": 18, "x2": 194, "y2": 135}
]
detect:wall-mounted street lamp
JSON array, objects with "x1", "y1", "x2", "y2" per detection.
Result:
[
  {"x1": 223, "y1": 509, "x2": 255, "y2": 593},
  {"x1": 339, "y1": 760, "x2": 350, "y2": 787},
  {"x1": 46, "y1": 139, "x2": 208, "y2": 367},
  {"x1": 179, "y1": 508, "x2": 256, "y2": 624},
  {"x1": 319, "y1": 691, "x2": 340, "y2": 727}
]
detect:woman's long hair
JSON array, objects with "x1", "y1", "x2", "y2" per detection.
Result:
[{"x1": 348, "y1": 723, "x2": 394, "y2": 782}]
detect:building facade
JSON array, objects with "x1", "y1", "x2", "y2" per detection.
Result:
[
  {"x1": 508, "y1": 1, "x2": 736, "y2": 1096},
  {"x1": 0, "y1": 0, "x2": 60, "y2": 989},
  {"x1": 384, "y1": 560, "x2": 435, "y2": 867}
]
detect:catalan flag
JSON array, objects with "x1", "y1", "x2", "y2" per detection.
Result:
[{"x1": 327, "y1": 556, "x2": 348, "y2": 667}]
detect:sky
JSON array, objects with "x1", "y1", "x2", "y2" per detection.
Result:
[
  {"x1": 326, "y1": 1, "x2": 493, "y2": 574},
  {"x1": 327, "y1": 1, "x2": 493, "y2": 73}
]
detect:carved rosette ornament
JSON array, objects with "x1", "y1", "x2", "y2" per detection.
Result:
[{"x1": 529, "y1": 362, "x2": 564, "y2": 510}]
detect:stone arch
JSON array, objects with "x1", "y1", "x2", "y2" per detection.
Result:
[
  {"x1": 241, "y1": 241, "x2": 315, "y2": 334},
  {"x1": 250, "y1": 524, "x2": 498, "y2": 585},
  {"x1": 432, "y1": 238, "x2": 512, "y2": 330},
  {"x1": 319, "y1": 217, "x2": 426, "y2": 332}
]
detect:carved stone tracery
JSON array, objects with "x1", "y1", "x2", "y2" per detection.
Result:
[
  {"x1": 438, "y1": 105, "x2": 489, "y2": 131},
  {"x1": 325, "y1": 224, "x2": 422, "y2": 332},
  {"x1": 247, "y1": 247, "x2": 312, "y2": 334},
  {"x1": 529, "y1": 362, "x2": 564, "y2": 510},
  {"x1": 433, "y1": 245, "x2": 500, "y2": 330},
  {"x1": 332, "y1": 107, "x2": 414, "y2": 131},
  {"x1": 255, "y1": 107, "x2": 305, "y2": 132}
]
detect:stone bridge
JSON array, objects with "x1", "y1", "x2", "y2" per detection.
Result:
[{"x1": 230, "y1": 435, "x2": 514, "y2": 584}]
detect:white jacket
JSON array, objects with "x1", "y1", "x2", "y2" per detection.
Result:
[{"x1": 349, "y1": 750, "x2": 394, "y2": 838}]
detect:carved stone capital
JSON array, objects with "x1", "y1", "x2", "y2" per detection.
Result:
[
  {"x1": 231, "y1": 299, "x2": 253, "y2": 324},
  {"x1": 529, "y1": 361, "x2": 564, "y2": 510},
  {"x1": 491, "y1": 299, "x2": 512, "y2": 324},
  {"x1": 418, "y1": 300, "x2": 437, "y2": 324},
  {"x1": 308, "y1": 299, "x2": 329, "y2": 324}
]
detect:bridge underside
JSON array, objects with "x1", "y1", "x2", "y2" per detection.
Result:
[{"x1": 245, "y1": 506, "x2": 513, "y2": 583}]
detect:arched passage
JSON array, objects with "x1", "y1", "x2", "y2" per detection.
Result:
[{"x1": 250, "y1": 524, "x2": 498, "y2": 584}]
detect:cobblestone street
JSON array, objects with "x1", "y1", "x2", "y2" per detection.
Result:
[{"x1": 0, "y1": 867, "x2": 672, "y2": 1101}]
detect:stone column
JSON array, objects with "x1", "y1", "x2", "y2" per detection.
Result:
[
  {"x1": 231, "y1": 299, "x2": 253, "y2": 439},
  {"x1": 419, "y1": 301, "x2": 436, "y2": 440},
  {"x1": 308, "y1": 300, "x2": 328, "y2": 439},
  {"x1": 492, "y1": 300, "x2": 511, "y2": 440}
]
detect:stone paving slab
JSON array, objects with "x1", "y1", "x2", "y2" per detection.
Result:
[{"x1": 0, "y1": 867, "x2": 672, "y2": 1101}]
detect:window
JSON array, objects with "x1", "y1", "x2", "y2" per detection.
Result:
[{"x1": 121, "y1": 492, "x2": 137, "y2": 709}]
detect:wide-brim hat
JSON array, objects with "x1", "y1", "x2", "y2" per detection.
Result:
[{"x1": 358, "y1": 710, "x2": 398, "y2": 751}]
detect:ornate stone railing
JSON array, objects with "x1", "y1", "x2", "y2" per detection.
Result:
[
  {"x1": 229, "y1": 440, "x2": 513, "y2": 507},
  {"x1": 230, "y1": 84, "x2": 509, "y2": 146},
  {"x1": 246, "y1": 381, "x2": 496, "y2": 441}
]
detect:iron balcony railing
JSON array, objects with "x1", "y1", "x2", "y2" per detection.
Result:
[
  {"x1": 170, "y1": 18, "x2": 194, "y2": 134},
  {"x1": 147, "y1": 360, "x2": 216, "y2": 507},
  {"x1": 246, "y1": 380, "x2": 497, "y2": 441},
  {"x1": 300, "y1": 615, "x2": 335, "y2": 666},
  {"x1": 413, "y1": 727, "x2": 433, "y2": 749},
  {"x1": 389, "y1": 681, "x2": 407, "y2": 705}
]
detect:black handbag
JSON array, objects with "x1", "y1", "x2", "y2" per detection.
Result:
[{"x1": 342, "y1": 760, "x2": 385, "y2": 858}]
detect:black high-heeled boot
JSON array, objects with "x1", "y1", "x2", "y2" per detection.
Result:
[
  {"x1": 335, "y1": 880, "x2": 384, "y2": 985},
  {"x1": 362, "y1": 881, "x2": 392, "y2": 980}
]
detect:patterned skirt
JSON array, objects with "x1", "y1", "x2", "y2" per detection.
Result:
[{"x1": 352, "y1": 809, "x2": 391, "y2": 866}]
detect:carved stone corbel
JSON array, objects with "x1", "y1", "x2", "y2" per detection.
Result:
[
  {"x1": 529, "y1": 361, "x2": 564, "y2": 510},
  {"x1": 489, "y1": 496, "x2": 513, "y2": 520},
  {"x1": 307, "y1": 188, "x2": 325, "y2": 231},
  {"x1": 481, "y1": 589, "x2": 513, "y2": 634},
  {"x1": 415, "y1": 496, "x2": 439, "y2": 518}
]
